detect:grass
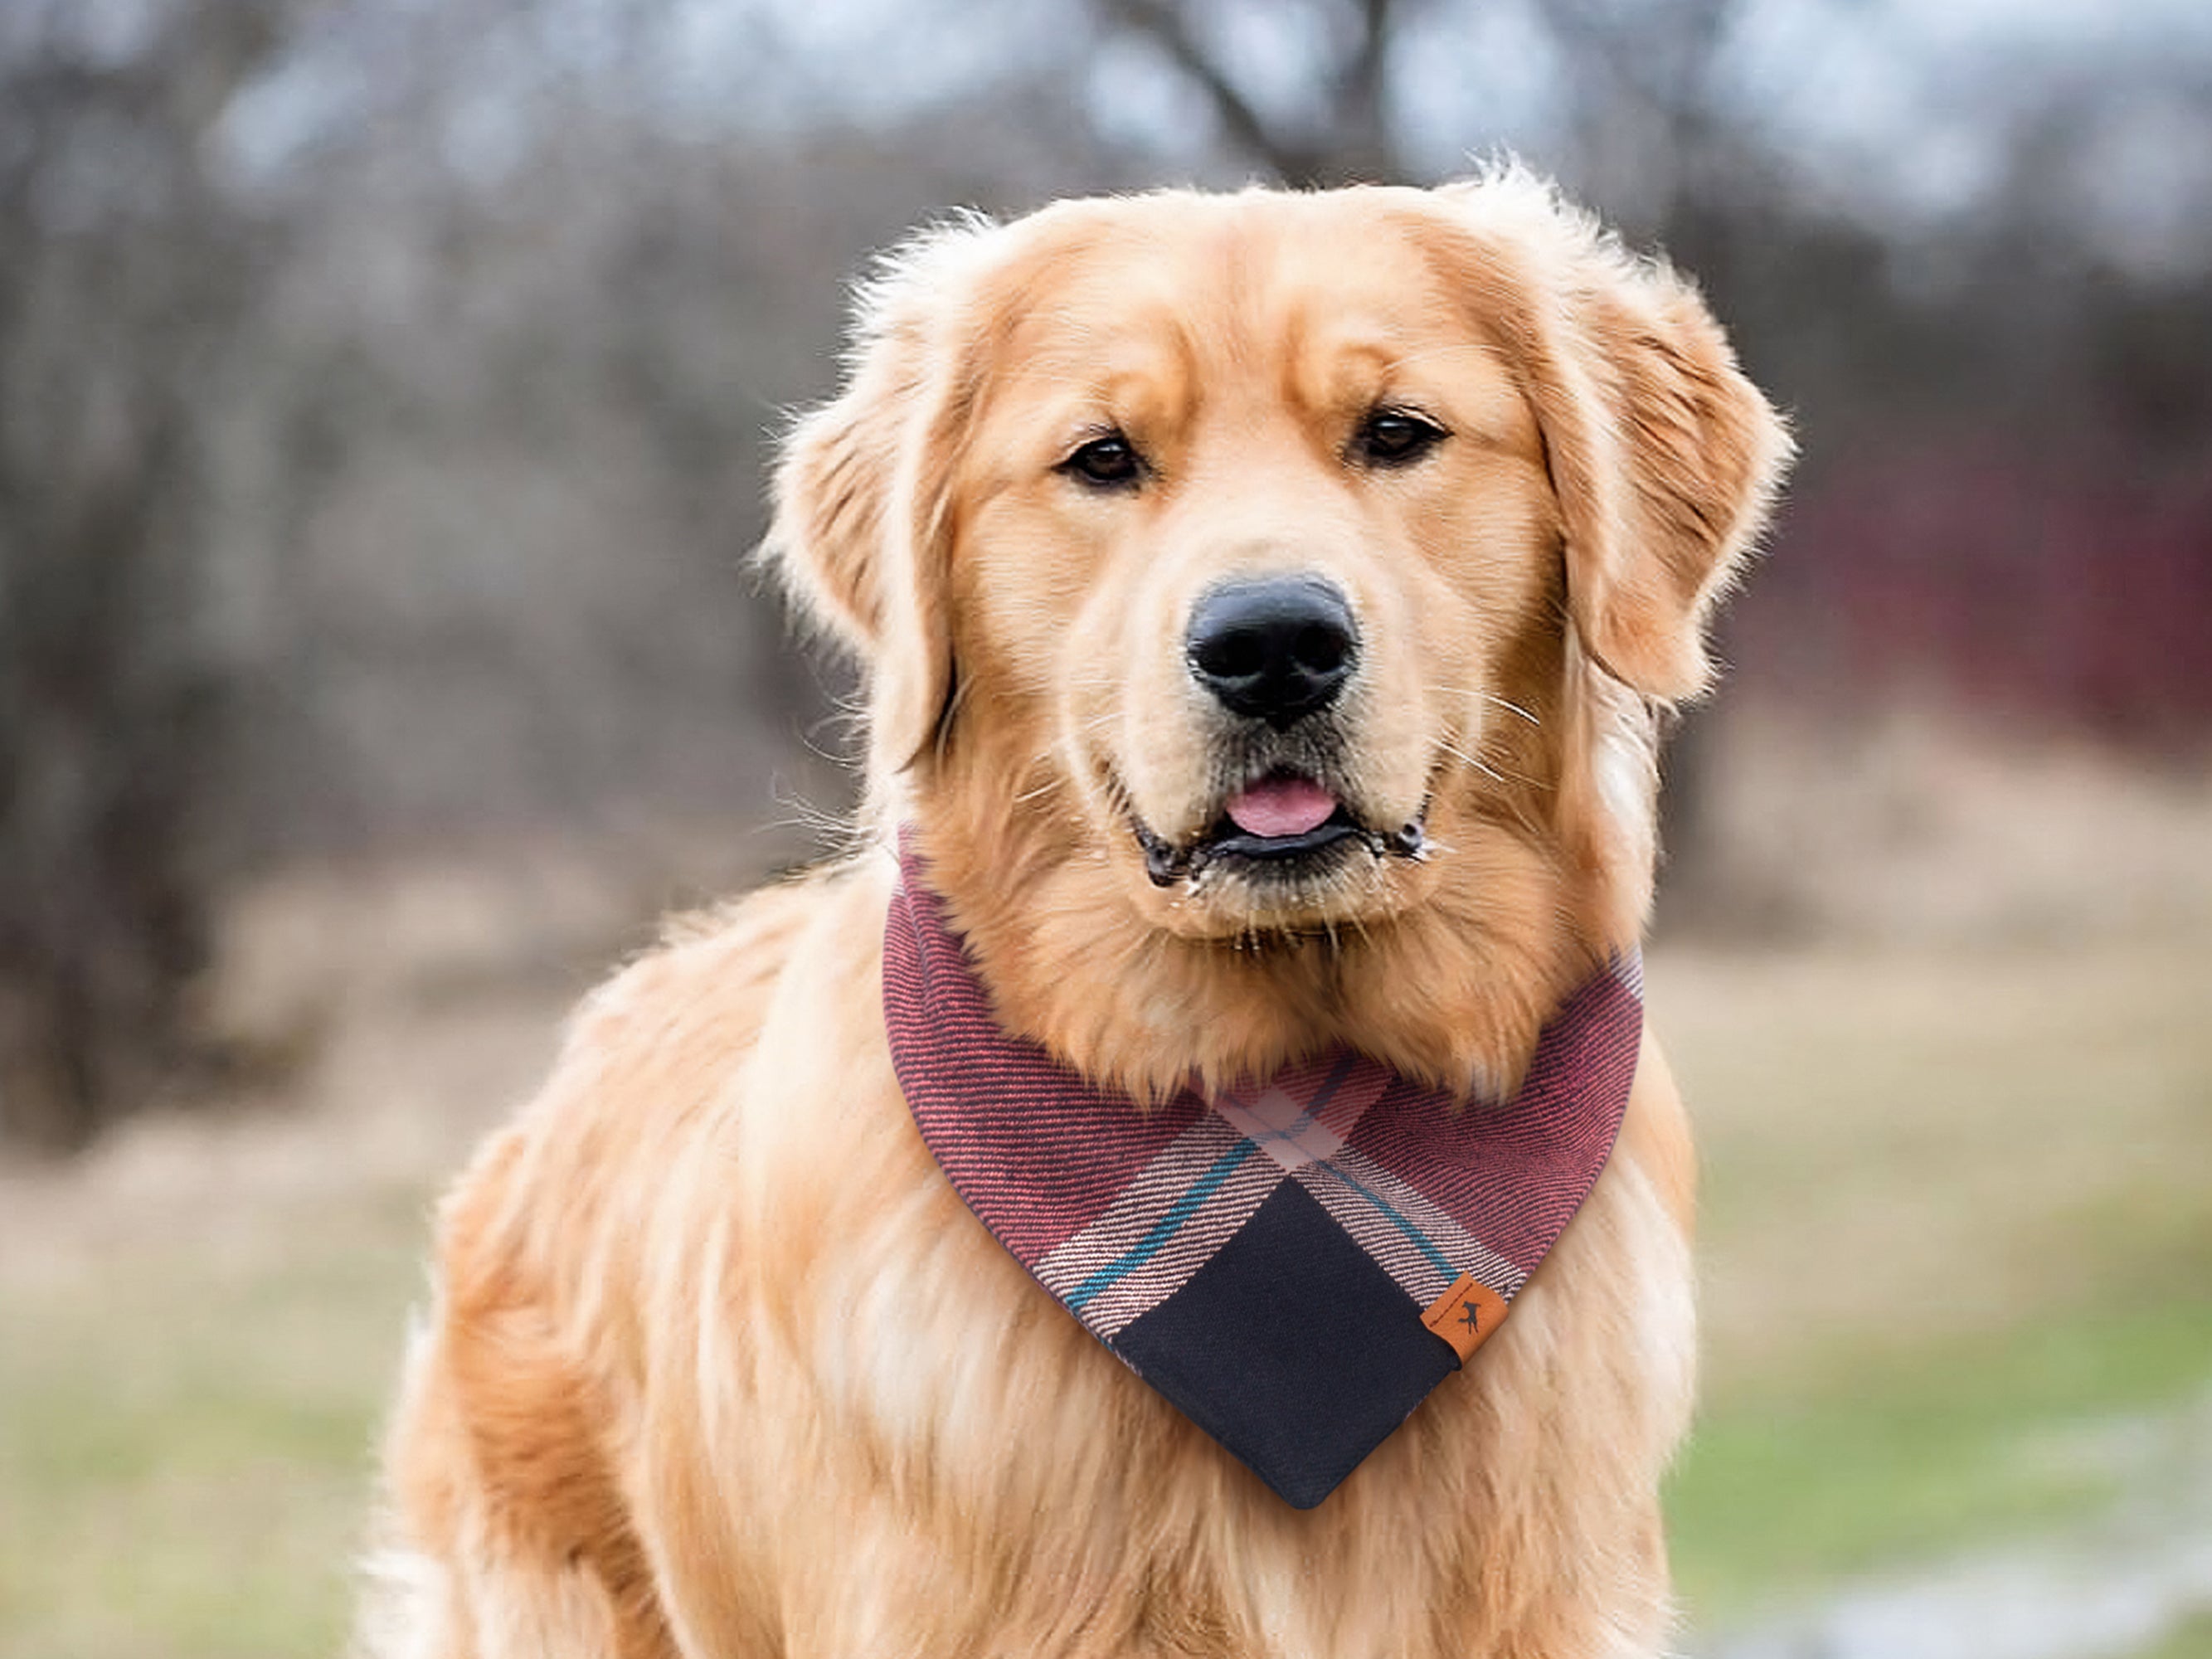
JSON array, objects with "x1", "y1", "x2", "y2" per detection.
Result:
[
  {"x1": 1652, "y1": 937, "x2": 2212, "y2": 1640},
  {"x1": 2141, "y1": 1613, "x2": 2212, "y2": 1659},
  {"x1": 0, "y1": 1184, "x2": 430, "y2": 1659},
  {"x1": 1668, "y1": 1287, "x2": 2212, "y2": 1618},
  {"x1": 0, "y1": 930, "x2": 2206, "y2": 1657}
]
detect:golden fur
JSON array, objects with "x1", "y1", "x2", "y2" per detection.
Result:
[{"x1": 359, "y1": 172, "x2": 1788, "y2": 1659}]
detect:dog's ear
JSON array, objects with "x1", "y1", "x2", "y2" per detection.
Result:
[
  {"x1": 764, "y1": 220, "x2": 996, "y2": 773},
  {"x1": 1433, "y1": 174, "x2": 1792, "y2": 698}
]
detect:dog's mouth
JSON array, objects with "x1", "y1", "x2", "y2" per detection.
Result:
[{"x1": 1133, "y1": 771, "x2": 1427, "y2": 888}]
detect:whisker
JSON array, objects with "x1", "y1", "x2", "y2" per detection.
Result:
[
  {"x1": 1480, "y1": 693, "x2": 1542, "y2": 727},
  {"x1": 1421, "y1": 685, "x2": 1543, "y2": 727},
  {"x1": 1437, "y1": 738, "x2": 1509, "y2": 787}
]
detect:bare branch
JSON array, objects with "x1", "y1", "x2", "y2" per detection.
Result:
[{"x1": 1098, "y1": 0, "x2": 1330, "y2": 183}]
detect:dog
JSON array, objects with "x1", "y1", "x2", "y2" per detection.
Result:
[{"x1": 359, "y1": 169, "x2": 1788, "y2": 1658}]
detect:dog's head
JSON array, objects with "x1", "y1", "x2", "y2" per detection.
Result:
[{"x1": 769, "y1": 174, "x2": 1787, "y2": 1088}]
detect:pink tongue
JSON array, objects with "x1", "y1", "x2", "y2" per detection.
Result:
[{"x1": 1225, "y1": 776, "x2": 1339, "y2": 839}]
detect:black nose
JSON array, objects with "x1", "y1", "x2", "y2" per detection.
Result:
[{"x1": 1185, "y1": 577, "x2": 1359, "y2": 729}]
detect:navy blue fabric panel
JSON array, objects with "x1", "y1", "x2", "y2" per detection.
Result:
[{"x1": 1110, "y1": 1181, "x2": 1459, "y2": 1508}]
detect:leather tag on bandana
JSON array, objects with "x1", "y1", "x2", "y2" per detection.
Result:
[{"x1": 1422, "y1": 1272, "x2": 1511, "y2": 1363}]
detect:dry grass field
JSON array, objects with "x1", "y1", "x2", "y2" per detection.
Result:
[{"x1": 2, "y1": 747, "x2": 2208, "y2": 1657}]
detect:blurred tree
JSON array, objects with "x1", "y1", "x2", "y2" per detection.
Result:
[
  {"x1": 7, "y1": 0, "x2": 2207, "y2": 1149},
  {"x1": 1098, "y1": 0, "x2": 1416, "y2": 185},
  {"x1": 0, "y1": 0, "x2": 299, "y2": 1151}
]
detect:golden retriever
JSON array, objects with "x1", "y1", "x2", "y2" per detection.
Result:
[{"x1": 359, "y1": 170, "x2": 1788, "y2": 1658}]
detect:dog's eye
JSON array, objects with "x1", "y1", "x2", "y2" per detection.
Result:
[
  {"x1": 1353, "y1": 408, "x2": 1448, "y2": 468},
  {"x1": 1057, "y1": 431, "x2": 1144, "y2": 490}
]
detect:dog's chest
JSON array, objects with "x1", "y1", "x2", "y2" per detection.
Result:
[{"x1": 665, "y1": 1021, "x2": 1693, "y2": 1659}]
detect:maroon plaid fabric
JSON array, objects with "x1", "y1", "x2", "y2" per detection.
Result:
[{"x1": 882, "y1": 838, "x2": 1643, "y2": 1507}]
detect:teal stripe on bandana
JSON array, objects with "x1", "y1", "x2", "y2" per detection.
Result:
[
  {"x1": 1064, "y1": 1137, "x2": 1263, "y2": 1312},
  {"x1": 1314, "y1": 1159, "x2": 1457, "y2": 1280}
]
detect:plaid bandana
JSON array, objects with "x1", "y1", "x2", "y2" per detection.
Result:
[{"x1": 882, "y1": 840, "x2": 1642, "y2": 1508}]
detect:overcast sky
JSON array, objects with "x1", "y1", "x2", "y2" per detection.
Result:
[{"x1": 215, "y1": 0, "x2": 2212, "y2": 268}]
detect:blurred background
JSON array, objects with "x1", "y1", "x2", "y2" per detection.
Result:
[{"x1": 1, "y1": 0, "x2": 2207, "y2": 1653}]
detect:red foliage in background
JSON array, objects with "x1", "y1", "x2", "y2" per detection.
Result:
[{"x1": 1733, "y1": 437, "x2": 2212, "y2": 747}]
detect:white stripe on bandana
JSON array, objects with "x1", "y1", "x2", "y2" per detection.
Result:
[{"x1": 1034, "y1": 1115, "x2": 1286, "y2": 1340}]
